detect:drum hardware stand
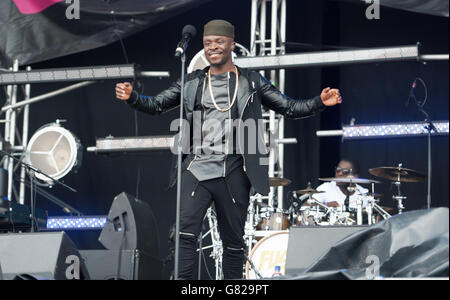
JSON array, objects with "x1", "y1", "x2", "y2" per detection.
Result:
[
  {"x1": 245, "y1": 196, "x2": 259, "y2": 254},
  {"x1": 365, "y1": 196, "x2": 388, "y2": 225},
  {"x1": 198, "y1": 207, "x2": 224, "y2": 280},
  {"x1": 201, "y1": 203, "x2": 263, "y2": 280},
  {"x1": 392, "y1": 182, "x2": 406, "y2": 214},
  {"x1": 288, "y1": 191, "x2": 302, "y2": 225},
  {"x1": 372, "y1": 202, "x2": 392, "y2": 220},
  {"x1": 343, "y1": 182, "x2": 366, "y2": 225},
  {"x1": 244, "y1": 227, "x2": 256, "y2": 254},
  {"x1": 366, "y1": 182, "x2": 376, "y2": 225},
  {"x1": 356, "y1": 198, "x2": 363, "y2": 225},
  {"x1": 343, "y1": 177, "x2": 362, "y2": 225},
  {"x1": 392, "y1": 164, "x2": 407, "y2": 214},
  {"x1": 365, "y1": 196, "x2": 374, "y2": 225}
]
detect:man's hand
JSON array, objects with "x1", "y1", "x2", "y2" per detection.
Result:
[
  {"x1": 320, "y1": 87, "x2": 342, "y2": 106},
  {"x1": 115, "y1": 82, "x2": 133, "y2": 101}
]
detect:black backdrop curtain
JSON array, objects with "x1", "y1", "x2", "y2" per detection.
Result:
[{"x1": 0, "y1": 0, "x2": 209, "y2": 67}]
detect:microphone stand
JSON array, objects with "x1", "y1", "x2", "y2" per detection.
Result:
[
  {"x1": 425, "y1": 119, "x2": 436, "y2": 210},
  {"x1": 0, "y1": 150, "x2": 77, "y2": 232},
  {"x1": 174, "y1": 52, "x2": 187, "y2": 280},
  {"x1": 410, "y1": 93, "x2": 437, "y2": 210}
]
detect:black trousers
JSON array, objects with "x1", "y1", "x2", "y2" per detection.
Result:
[{"x1": 178, "y1": 167, "x2": 251, "y2": 279}]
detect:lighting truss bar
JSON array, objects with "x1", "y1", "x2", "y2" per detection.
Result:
[
  {"x1": 316, "y1": 121, "x2": 449, "y2": 139},
  {"x1": 420, "y1": 54, "x2": 449, "y2": 61},
  {"x1": 234, "y1": 45, "x2": 419, "y2": 70},
  {"x1": 316, "y1": 130, "x2": 343, "y2": 137},
  {"x1": 140, "y1": 71, "x2": 171, "y2": 77},
  {"x1": 0, "y1": 64, "x2": 136, "y2": 85},
  {"x1": 87, "y1": 135, "x2": 175, "y2": 153},
  {"x1": 0, "y1": 64, "x2": 169, "y2": 86},
  {"x1": 86, "y1": 135, "x2": 297, "y2": 154},
  {"x1": 46, "y1": 216, "x2": 107, "y2": 230}
]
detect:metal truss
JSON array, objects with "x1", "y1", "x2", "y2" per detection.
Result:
[
  {"x1": 1, "y1": 60, "x2": 29, "y2": 205},
  {"x1": 250, "y1": 0, "x2": 288, "y2": 210}
]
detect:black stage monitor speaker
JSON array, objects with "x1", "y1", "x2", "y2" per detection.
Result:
[
  {"x1": 99, "y1": 192, "x2": 160, "y2": 257},
  {"x1": 286, "y1": 226, "x2": 368, "y2": 275},
  {"x1": 0, "y1": 232, "x2": 90, "y2": 280},
  {"x1": 80, "y1": 249, "x2": 163, "y2": 280}
]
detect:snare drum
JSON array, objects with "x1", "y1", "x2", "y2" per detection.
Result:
[
  {"x1": 245, "y1": 231, "x2": 289, "y2": 279},
  {"x1": 256, "y1": 207, "x2": 290, "y2": 231}
]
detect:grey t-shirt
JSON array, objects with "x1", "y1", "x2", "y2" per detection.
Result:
[{"x1": 187, "y1": 72, "x2": 243, "y2": 181}]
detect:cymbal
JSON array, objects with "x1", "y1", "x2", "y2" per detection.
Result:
[
  {"x1": 269, "y1": 177, "x2": 291, "y2": 187},
  {"x1": 369, "y1": 166, "x2": 426, "y2": 183},
  {"x1": 319, "y1": 177, "x2": 381, "y2": 184},
  {"x1": 295, "y1": 188, "x2": 325, "y2": 195}
]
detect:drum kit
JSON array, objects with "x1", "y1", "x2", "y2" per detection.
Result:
[
  {"x1": 242, "y1": 164, "x2": 427, "y2": 279},
  {"x1": 203, "y1": 164, "x2": 427, "y2": 279}
]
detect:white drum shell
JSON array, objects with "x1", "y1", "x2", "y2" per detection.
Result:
[{"x1": 246, "y1": 232, "x2": 289, "y2": 279}]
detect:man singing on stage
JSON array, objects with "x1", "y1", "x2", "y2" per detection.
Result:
[{"x1": 115, "y1": 19, "x2": 342, "y2": 279}]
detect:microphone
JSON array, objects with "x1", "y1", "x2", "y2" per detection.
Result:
[
  {"x1": 405, "y1": 78, "x2": 417, "y2": 108},
  {"x1": 175, "y1": 25, "x2": 197, "y2": 58}
]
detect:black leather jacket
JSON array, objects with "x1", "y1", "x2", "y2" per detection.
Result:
[{"x1": 127, "y1": 66, "x2": 325, "y2": 195}]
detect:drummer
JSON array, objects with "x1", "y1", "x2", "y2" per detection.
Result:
[{"x1": 312, "y1": 159, "x2": 369, "y2": 209}]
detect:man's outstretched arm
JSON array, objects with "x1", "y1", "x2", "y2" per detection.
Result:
[
  {"x1": 115, "y1": 80, "x2": 181, "y2": 115},
  {"x1": 258, "y1": 75, "x2": 342, "y2": 119}
]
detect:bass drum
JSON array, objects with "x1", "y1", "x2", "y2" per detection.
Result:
[{"x1": 245, "y1": 232, "x2": 289, "y2": 279}]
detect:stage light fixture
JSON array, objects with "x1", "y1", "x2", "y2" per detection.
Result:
[
  {"x1": 25, "y1": 122, "x2": 82, "y2": 182},
  {"x1": 316, "y1": 121, "x2": 449, "y2": 139},
  {"x1": 87, "y1": 135, "x2": 175, "y2": 153},
  {"x1": 342, "y1": 121, "x2": 449, "y2": 139},
  {"x1": 0, "y1": 64, "x2": 136, "y2": 85},
  {"x1": 235, "y1": 45, "x2": 419, "y2": 70},
  {"x1": 46, "y1": 216, "x2": 107, "y2": 230}
]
